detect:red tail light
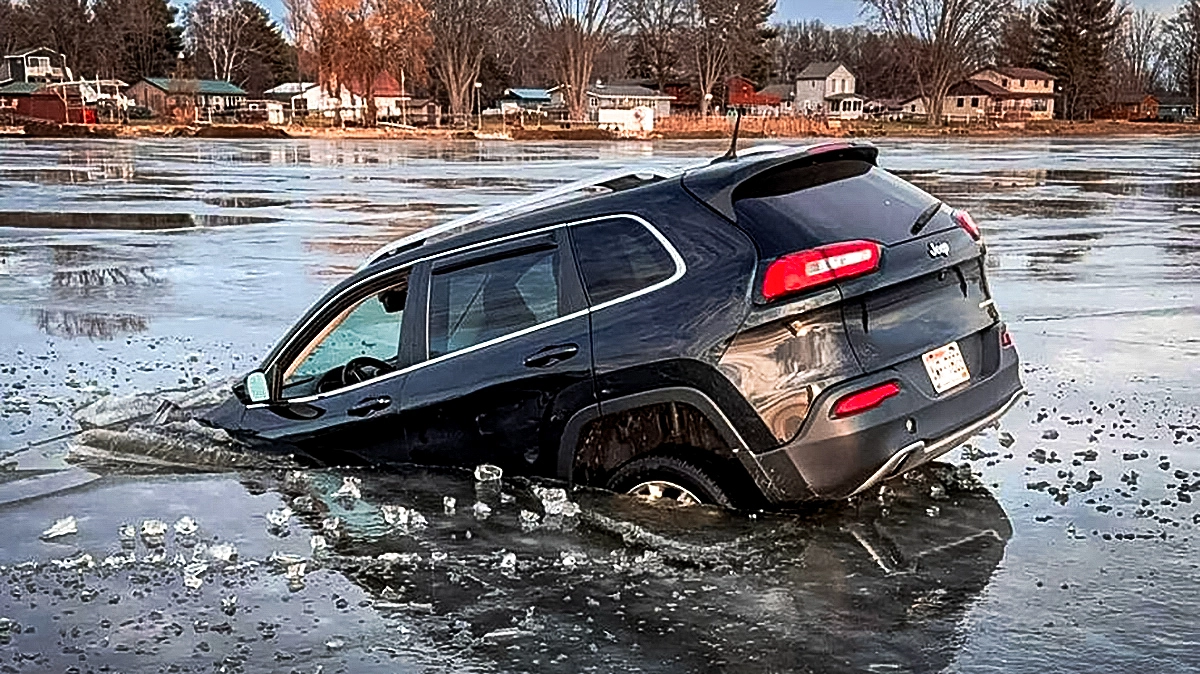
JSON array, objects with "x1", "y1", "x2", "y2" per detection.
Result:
[
  {"x1": 953, "y1": 209, "x2": 981, "y2": 240},
  {"x1": 1000, "y1": 325, "x2": 1014, "y2": 348},
  {"x1": 832, "y1": 381, "x2": 901, "y2": 418},
  {"x1": 762, "y1": 240, "x2": 881, "y2": 301}
]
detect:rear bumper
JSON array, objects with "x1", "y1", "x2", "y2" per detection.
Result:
[{"x1": 753, "y1": 329, "x2": 1022, "y2": 502}]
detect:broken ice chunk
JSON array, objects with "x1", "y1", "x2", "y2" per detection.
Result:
[
  {"x1": 518, "y1": 510, "x2": 540, "y2": 531},
  {"x1": 332, "y1": 476, "x2": 362, "y2": 501},
  {"x1": 499, "y1": 552, "x2": 517, "y2": 570},
  {"x1": 472, "y1": 501, "x2": 492, "y2": 520},
  {"x1": 141, "y1": 519, "x2": 167, "y2": 537},
  {"x1": 533, "y1": 486, "x2": 570, "y2": 516},
  {"x1": 310, "y1": 535, "x2": 328, "y2": 554},
  {"x1": 221, "y1": 595, "x2": 237, "y2": 616},
  {"x1": 173, "y1": 516, "x2": 199, "y2": 536},
  {"x1": 474, "y1": 464, "x2": 503, "y2": 483},
  {"x1": 209, "y1": 543, "x2": 237, "y2": 563},
  {"x1": 443, "y1": 496, "x2": 456, "y2": 515},
  {"x1": 286, "y1": 562, "x2": 307, "y2": 591},
  {"x1": 380, "y1": 504, "x2": 410, "y2": 527},
  {"x1": 268, "y1": 551, "x2": 306, "y2": 568},
  {"x1": 183, "y1": 561, "x2": 208, "y2": 589},
  {"x1": 41, "y1": 516, "x2": 78, "y2": 540},
  {"x1": 266, "y1": 506, "x2": 293, "y2": 529}
]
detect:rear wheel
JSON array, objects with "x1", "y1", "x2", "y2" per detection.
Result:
[{"x1": 606, "y1": 454, "x2": 733, "y2": 508}]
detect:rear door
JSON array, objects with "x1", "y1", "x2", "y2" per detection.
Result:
[
  {"x1": 730, "y1": 157, "x2": 998, "y2": 373},
  {"x1": 396, "y1": 229, "x2": 594, "y2": 474}
]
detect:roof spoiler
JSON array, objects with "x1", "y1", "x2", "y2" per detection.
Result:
[{"x1": 683, "y1": 141, "x2": 879, "y2": 221}]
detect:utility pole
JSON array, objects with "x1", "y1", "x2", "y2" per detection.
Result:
[{"x1": 475, "y1": 81, "x2": 483, "y2": 131}]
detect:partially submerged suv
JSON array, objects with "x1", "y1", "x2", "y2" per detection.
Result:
[{"x1": 203, "y1": 142, "x2": 1023, "y2": 507}]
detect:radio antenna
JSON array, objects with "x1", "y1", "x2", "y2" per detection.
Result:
[{"x1": 718, "y1": 108, "x2": 742, "y2": 162}]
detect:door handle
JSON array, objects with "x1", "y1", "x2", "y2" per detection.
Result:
[
  {"x1": 347, "y1": 395, "x2": 391, "y2": 417},
  {"x1": 523, "y1": 343, "x2": 579, "y2": 368}
]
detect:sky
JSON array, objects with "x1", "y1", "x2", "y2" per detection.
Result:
[{"x1": 244, "y1": 0, "x2": 1178, "y2": 32}]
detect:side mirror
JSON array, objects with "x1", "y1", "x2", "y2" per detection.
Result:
[{"x1": 245, "y1": 371, "x2": 270, "y2": 403}]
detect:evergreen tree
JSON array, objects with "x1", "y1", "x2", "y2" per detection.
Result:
[
  {"x1": 93, "y1": 0, "x2": 184, "y2": 82},
  {"x1": 1035, "y1": 0, "x2": 1123, "y2": 119},
  {"x1": 996, "y1": 2, "x2": 1038, "y2": 67}
]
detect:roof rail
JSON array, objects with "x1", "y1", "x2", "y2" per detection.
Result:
[{"x1": 362, "y1": 168, "x2": 675, "y2": 267}]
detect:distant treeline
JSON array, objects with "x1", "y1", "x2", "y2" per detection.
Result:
[{"x1": 1, "y1": 0, "x2": 1196, "y2": 125}]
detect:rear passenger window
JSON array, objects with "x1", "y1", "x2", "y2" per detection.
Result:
[
  {"x1": 571, "y1": 219, "x2": 676, "y2": 305},
  {"x1": 428, "y1": 247, "x2": 562, "y2": 357}
]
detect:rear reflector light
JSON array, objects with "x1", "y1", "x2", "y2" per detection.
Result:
[
  {"x1": 953, "y1": 209, "x2": 981, "y2": 240},
  {"x1": 1000, "y1": 326, "x2": 1014, "y2": 348},
  {"x1": 762, "y1": 240, "x2": 881, "y2": 300},
  {"x1": 832, "y1": 381, "x2": 901, "y2": 418}
]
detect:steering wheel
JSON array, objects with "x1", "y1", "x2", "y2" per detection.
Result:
[{"x1": 340, "y1": 356, "x2": 395, "y2": 387}]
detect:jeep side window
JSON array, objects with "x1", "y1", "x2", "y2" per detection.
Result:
[
  {"x1": 281, "y1": 279, "x2": 408, "y2": 397},
  {"x1": 570, "y1": 219, "x2": 675, "y2": 305},
  {"x1": 428, "y1": 246, "x2": 562, "y2": 358}
]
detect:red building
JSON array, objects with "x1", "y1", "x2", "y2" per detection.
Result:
[
  {"x1": 726, "y1": 76, "x2": 782, "y2": 109},
  {"x1": 0, "y1": 81, "x2": 93, "y2": 123}
]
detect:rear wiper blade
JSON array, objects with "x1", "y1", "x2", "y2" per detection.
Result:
[{"x1": 910, "y1": 201, "x2": 944, "y2": 236}]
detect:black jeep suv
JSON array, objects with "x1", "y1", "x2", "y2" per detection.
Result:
[{"x1": 203, "y1": 142, "x2": 1023, "y2": 507}]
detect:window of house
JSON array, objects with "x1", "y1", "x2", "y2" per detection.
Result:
[
  {"x1": 971, "y1": 97, "x2": 979, "y2": 108},
  {"x1": 428, "y1": 246, "x2": 562, "y2": 358},
  {"x1": 957, "y1": 98, "x2": 965, "y2": 108},
  {"x1": 571, "y1": 219, "x2": 676, "y2": 306},
  {"x1": 1001, "y1": 79, "x2": 1008, "y2": 87}
]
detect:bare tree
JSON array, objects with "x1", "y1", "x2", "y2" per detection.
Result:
[
  {"x1": 1166, "y1": 0, "x2": 1200, "y2": 117},
  {"x1": 185, "y1": 0, "x2": 261, "y2": 82},
  {"x1": 685, "y1": 0, "x2": 773, "y2": 116},
  {"x1": 1110, "y1": 8, "x2": 1166, "y2": 96},
  {"x1": 619, "y1": 0, "x2": 687, "y2": 91},
  {"x1": 538, "y1": 0, "x2": 615, "y2": 120},
  {"x1": 427, "y1": 0, "x2": 504, "y2": 123},
  {"x1": 298, "y1": 0, "x2": 430, "y2": 126},
  {"x1": 863, "y1": 0, "x2": 1008, "y2": 126},
  {"x1": 23, "y1": 0, "x2": 94, "y2": 76}
]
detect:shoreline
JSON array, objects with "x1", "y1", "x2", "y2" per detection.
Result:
[{"x1": 4, "y1": 118, "x2": 1198, "y2": 141}]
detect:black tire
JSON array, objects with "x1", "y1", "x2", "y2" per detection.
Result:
[{"x1": 605, "y1": 454, "x2": 733, "y2": 508}]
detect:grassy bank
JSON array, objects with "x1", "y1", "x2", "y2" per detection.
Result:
[{"x1": 10, "y1": 117, "x2": 1199, "y2": 141}]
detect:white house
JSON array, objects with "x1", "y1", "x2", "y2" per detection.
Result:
[
  {"x1": 794, "y1": 62, "x2": 864, "y2": 119},
  {"x1": 550, "y1": 82, "x2": 674, "y2": 120}
]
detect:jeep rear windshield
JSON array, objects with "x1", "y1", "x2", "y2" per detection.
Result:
[{"x1": 732, "y1": 159, "x2": 941, "y2": 258}]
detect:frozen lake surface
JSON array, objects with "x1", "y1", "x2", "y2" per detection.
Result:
[{"x1": 0, "y1": 137, "x2": 1198, "y2": 672}]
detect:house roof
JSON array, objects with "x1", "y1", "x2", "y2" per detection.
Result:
[
  {"x1": 825, "y1": 92, "x2": 864, "y2": 101},
  {"x1": 760, "y1": 84, "x2": 794, "y2": 100},
  {"x1": 950, "y1": 79, "x2": 1009, "y2": 97},
  {"x1": 586, "y1": 84, "x2": 674, "y2": 99},
  {"x1": 264, "y1": 82, "x2": 319, "y2": 95},
  {"x1": 4, "y1": 46, "x2": 63, "y2": 59},
  {"x1": 798, "y1": 62, "x2": 847, "y2": 80},
  {"x1": 503, "y1": 88, "x2": 551, "y2": 100},
  {"x1": 1110, "y1": 92, "x2": 1158, "y2": 105},
  {"x1": 0, "y1": 81, "x2": 43, "y2": 95},
  {"x1": 987, "y1": 66, "x2": 1054, "y2": 81},
  {"x1": 142, "y1": 78, "x2": 247, "y2": 96}
]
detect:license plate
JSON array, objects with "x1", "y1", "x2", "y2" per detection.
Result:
[{"x1": 922, "y1": 342, "x2": 970, "y2": 393}]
